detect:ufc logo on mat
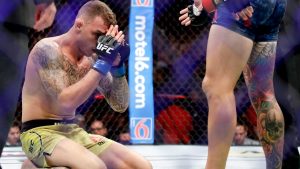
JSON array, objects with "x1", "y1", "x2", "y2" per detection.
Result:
[{"x1": 96, "y1": 43, "x2": 114, "y2": 54}]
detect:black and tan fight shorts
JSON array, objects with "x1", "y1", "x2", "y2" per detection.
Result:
[{"x1": 20, "y1": 119, "x2": 113, "y2": 168}]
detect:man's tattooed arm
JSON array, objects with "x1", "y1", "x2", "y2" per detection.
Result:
[
  {"x1": 30, "y1": 39, "x2": 95, "y2": 113},
  {"x1": 97, "y1": 74, "x2": 129, "y2": 113},
  {"x1": 31, "y1": 40, "x2": 68, "y2": 98}
]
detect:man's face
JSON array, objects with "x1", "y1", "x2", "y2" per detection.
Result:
[
  {"x1": 90, "y1": 120, "x2": 107, "y2": 136},
  {"x1": 233, "y1": 125, "x2": 247, "y2": 145},
  {"x1": 77, "y1": 16, "x2": 109, "y2": 56},
  {"x1": 7, "y1": 126, "x2": 20, "y2": 145}
]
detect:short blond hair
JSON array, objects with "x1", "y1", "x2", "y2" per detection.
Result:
[{"x1": 77, "y1": 0, "x2": 117, "y2": 26}]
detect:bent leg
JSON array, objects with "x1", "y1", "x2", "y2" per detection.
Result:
[
  {"x1": 45, "y1": 138, "x2": 107, "y2": 169},
  {"x1": 99, "y1": 141, "x2": 152, "y2": 169},
  {"x1": 243, "y1": 42, "x2": 284, "y2": 169},
  {"x1": 203, "y1": 25, "x2": 253, "y2": 169},
  {"x1": 21, "y1": 159, "x2": 68, "y2": 169}
]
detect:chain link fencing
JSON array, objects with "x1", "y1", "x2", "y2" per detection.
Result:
[{"x1": 15, "y1": 0, "x2": 258, "y2": 145}]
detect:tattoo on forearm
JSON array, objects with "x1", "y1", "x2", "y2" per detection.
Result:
[
  {"x1": 110, "y1": 76, "x2": 129, "y2": 111},
  {"x1": 98, "y1": 75, "x2": 129, "y2": 112}
]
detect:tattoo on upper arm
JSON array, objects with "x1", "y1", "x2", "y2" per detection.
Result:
[
  {"x1": 31, "y1": 40, "x2": 90, "y2": 98},
  {"x1": 31, "y1": 41, "x2": 66, "y2": 98}
]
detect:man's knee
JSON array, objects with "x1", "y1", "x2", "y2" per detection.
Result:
[
  {"x1": 88, "y1": 159, "x2": 107, "y2": 169},
  {"x1": 115, "y1": 159, "x2": 152, "y2": 169},
  {"x1": 69, "y1": 156, "x2": 106, "y2": 169},
  {"x1": 47, "y1": 154, "x2": 106, "y2": 169},
  {"x1": 139, "y1": 159, "x2": 152, "y2": 169},
  {"x1": 132, "y1": 160, "x2": 153, "y2": 169},
  {"x1": 126, "y1": 156, "x2": 152, "y2": 169}
]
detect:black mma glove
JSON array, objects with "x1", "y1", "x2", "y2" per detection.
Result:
[
  {"x1": 187, "y1": 4, "x2": 211, "y2": 27},
  {"x1": 93, "y1": 35, "x2": 121, "y2": 75}
]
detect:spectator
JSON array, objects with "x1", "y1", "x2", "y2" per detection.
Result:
[
  {"x1": 232, "y1": 124, "x2": 260, "y2": 146},
  {"x1": 89, "y1": 119, "x2": 108, "y2": 137},
  {"x1": 6, "y1": 122, "x2": 21, "y2": 146},
  {"x1": 118, "y1": 130, "x2": 131, "y2": 145}
]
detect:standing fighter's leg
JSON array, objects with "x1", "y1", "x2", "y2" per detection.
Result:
[
  {"x1": 202, "y1": 25, "x2": 253, "y2": 169},
  {"x1": 243, "y1": 42, "x2": 284, "y2": 169}
]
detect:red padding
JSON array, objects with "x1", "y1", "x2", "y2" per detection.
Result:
[{"x1": 202, "y1": 0, "x2": 217, "y2": 13}]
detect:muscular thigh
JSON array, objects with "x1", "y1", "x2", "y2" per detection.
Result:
[
  {"x1": 205, "y1": 25, "x2": 253, "y2": 92},
  {"x1": 21, "y1": 124, "x2": 111, "y2": 168},
  {"x1": 46, "y1": 138, "x2": 105, "y2": 168},
  {"x1": 243, "y1": 41, "x2": 277, "y2": 98}
]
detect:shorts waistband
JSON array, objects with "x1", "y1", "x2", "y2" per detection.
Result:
[{"x1": 21, "y1": 119, "x2": 75, "y2": 132}]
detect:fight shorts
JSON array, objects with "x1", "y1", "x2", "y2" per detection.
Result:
[
  {"x1": 213, "y1": 0, "x2": 287, "y2": 41},
  {"x1": 20, "y1": 119, "x2": 113, "y2": 168}
]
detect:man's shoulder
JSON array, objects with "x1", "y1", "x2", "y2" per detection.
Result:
[
  {"x1": 30, "y1": 37, "x2": 61, "y2": 60},
  {"x1": 34, "y1": 37, "x2": 59, "y2": 50}
]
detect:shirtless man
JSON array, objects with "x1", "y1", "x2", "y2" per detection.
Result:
[
  {"x1": 179, "y1": 0, "x2": 286, "y2": 168},
  {"x1": 20, "y1": 1, "x2": 152, "y2": 169}
]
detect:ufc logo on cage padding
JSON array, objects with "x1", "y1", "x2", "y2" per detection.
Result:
[
  {"x1": 96, "y1": 43, "x2": 114, "y2": 54},
  {"x1": 132, "y1": 0, "x2": 153, "y2": 7},
  {"x1": 131, "y1": 118, "x2": 152, "y2": 140}
]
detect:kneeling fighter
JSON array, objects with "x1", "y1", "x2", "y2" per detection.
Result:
[{"x1": 20, "y1": 1, "x2": 152, "y2": 169}]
